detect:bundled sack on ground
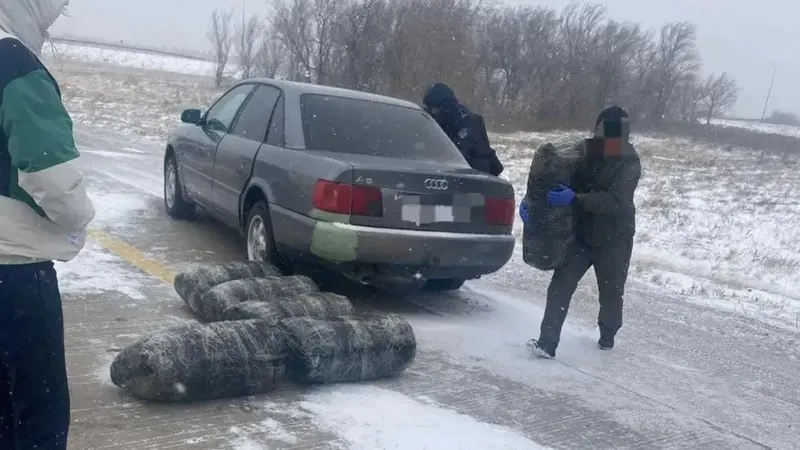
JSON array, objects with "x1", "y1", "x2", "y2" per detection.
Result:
[
  {"x1": 109, "y1": 320, "x2": 286, "y2": 402},
  {"x1": 174, "y1": 261, "x2": 279, "y2": 316},
  {"x1": 224, "y1": 292, "x2": 355, "y2": 324},
  {"x1": 195, "y1": 275, "x2": 320, "y2": 322},
  {"x1": 522, "y1": 136, "x2": 584, "y2": 270},
  {"x1": 281, "y1": 313, "x2": 416, "y2": 384}
]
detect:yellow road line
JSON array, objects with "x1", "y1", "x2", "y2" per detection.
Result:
[{"x1": 87, "y1": 229, "x2": 176, "y2": 285}]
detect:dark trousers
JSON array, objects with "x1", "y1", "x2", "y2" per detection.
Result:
[
  {"x1": 539, "y1": 238, "x2": 633, "y2": 350},
  {"x1": 0, "y1": 262, "x2": 70, "y2": 449}
]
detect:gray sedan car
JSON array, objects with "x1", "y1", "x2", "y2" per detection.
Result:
[{"x1": 163, "y1": 79, "x2": 515, "y2": 290}]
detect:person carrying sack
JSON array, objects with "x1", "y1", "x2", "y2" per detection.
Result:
[{"x1": 519, "y1": 106, "x2": 641, "y2": 359}]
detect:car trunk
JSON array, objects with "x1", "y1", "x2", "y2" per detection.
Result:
[{"x1": 335, "y1": 154, "x2": 515, "y2": 235}]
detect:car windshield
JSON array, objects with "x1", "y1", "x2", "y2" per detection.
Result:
[{"x1": 300, "y1": 93, "x2": 467, "y2": 163}]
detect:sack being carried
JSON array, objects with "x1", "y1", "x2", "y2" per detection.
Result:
[{"x1": 522, "y1": 136, "x2": 584, "y2": 270}]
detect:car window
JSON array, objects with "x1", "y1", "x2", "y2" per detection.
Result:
[
  {"x1": 266, "y1": 95, "x2": 285, "y2": 147},
  {"x1": 230, "y1": 85, "x2": 282, "y2": 141},
  {"x1": 299, "y1": 94, "x2": 465, "y2": 163},
  {"x1": 205, "y1": 84, "x2": 254, "y2": 133}
]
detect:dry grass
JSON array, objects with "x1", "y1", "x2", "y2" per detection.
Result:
[{"x1": 49, "y1": 60, "x2": 221, "y2": 143}]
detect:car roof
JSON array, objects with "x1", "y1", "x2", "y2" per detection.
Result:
[{"x1": 243, "y1": 78, "x2": 421, "y2": 110}]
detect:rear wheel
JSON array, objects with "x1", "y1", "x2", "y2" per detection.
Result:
[
  {"x1": 164, "y1": 153, "x2": 194, "y2": 219},
  {"x1": 423, "y1": 278, "x2": 465, "y2": 292},
  {"x1": 245, "y1": 201, "x2": 286, "y2": 271}
]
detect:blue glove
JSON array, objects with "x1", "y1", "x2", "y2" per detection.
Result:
[
  {"x1": 518, "y1": 200, "x2": 529, "y2": 223},
  {"x1": 546, "y1": 184, "x2": 575, "y2": 207}
]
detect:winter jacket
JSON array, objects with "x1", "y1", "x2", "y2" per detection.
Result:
[
  {"x1": 423, "y1": 83, "x2": 504, "y2": 176},
  {"x1": 0, "y1": 4, "x2": 95, "y2": 265},
  {"x1": 572, "y1": 107, "x2": 641, "y2": 247}
]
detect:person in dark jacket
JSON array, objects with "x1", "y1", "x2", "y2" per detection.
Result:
[
  {"x1": 520, "y1": 106, "x2": 641, "y2": 358},
  {"x1": 423, "y1": 83, "x2": 504, "y2": 176}
]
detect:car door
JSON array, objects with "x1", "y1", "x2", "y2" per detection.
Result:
[
  {"x1": 179, "y1": 84, "x2": 254, "y2": 207},
  {"x1": 212, "y1": 84, "x2": 282, "y2": 227}
]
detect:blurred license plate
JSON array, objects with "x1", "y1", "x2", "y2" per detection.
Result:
[{"x1": 401, "y1": 195, "x2": 454, "y2": 224}]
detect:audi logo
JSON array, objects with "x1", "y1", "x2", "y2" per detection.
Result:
[{"x1": 424, "y1": 178, "x2": 449, "y2": 190}]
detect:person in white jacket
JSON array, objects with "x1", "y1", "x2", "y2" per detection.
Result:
[{"x1": 0, "y1": 1, "x2": 95, "y2": 448}]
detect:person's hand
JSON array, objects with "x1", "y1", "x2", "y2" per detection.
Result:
[
  {"x1": 546, "y1": 184, "x2": 575, "y2": 207},
  {"x1": 518, "y1": 199, "x2": 529, "y2": 223}
]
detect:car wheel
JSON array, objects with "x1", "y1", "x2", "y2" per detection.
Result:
[
  {"x1": 164, "y1": 154, "x2": 195, "y2": 219},
  {"x1": 423, "y1": 278, "x2": 466, "y2": 292},
  {"x1": 245, "y1": 200, "x2": 285, "y2": 270}
]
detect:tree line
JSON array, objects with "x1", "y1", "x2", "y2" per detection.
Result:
[{"x1": 207, "y1": 0, "x2": 741, "y2": 130}]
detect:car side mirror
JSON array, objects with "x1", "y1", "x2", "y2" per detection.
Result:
[{"x1": 181, "y1": 109, "x2": 202, "y2": 124}]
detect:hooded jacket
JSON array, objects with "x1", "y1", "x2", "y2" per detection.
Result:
[
  {"x1": 423, "y1": 83, "x2": 504, "y2": 176},
  {"x1": 0, "y1": 0, "x2": 95, "y2": 264},
  {"x1": 572, "y1": 106, "x2": 641, "y2": 247}
]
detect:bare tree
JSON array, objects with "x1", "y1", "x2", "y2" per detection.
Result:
[
  {"x1": 591, "y1": 20, "x2": 647, "y2": 112},
  {"x1": 331, "y1": 0, "x2": 391, "y2": 91},
  {"x1": 671, "y1": 73, "x2": 705, "y2": 122},
  {"x1": 208, "y1": 9, "x2": 234, "y2": 87},
  {"x1": 702, "y1": 72, "x2": 739, "y2": 124},
  {"x1": 254, "y1": 27, "x2": 284, "y2": 78},
  {"x1": 245, "y1": 0, "x2": 739, "y2": 130},
  {"x1": 235, "y1": 14, "x2": 262, "y2": 80},
  {"x1": 271, "y1": 0, "x2": 314, "y2": 81},
  {"x1": 766, "y1": 110, "x2": 800, "y2": 126},
  {"x1": 648, "y1": 22, "x2": 700, "y2": 121}
]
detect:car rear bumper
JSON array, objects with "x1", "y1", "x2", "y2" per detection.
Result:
[{"x1": 270, "y1": 205, "x2": 515, "y2": 281}]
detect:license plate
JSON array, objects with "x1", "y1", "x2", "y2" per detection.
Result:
[{"x1": 401, "y1": 195, "x2": 472, "y2": 224}]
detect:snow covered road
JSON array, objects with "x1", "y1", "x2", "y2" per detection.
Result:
[{"x1": 59, "y1": 123, "x2": 798, "y2": 449}]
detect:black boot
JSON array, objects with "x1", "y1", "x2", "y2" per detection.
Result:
[
  {"x1": 598, "y1": 333, "x2": 615, "y2": 350},
  {"x1": 527, "y1": 339, "x2": 556, "y2": 358}
]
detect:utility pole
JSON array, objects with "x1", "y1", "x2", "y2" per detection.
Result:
[{"x1": 760, "y1": 61, "x2": 776, "y2": 121}]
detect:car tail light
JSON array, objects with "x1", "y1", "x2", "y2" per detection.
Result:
[
  {"x1": 313, "y1": 180, "x2": 383, "y2": 217},
  {"x1": 484, "y1": 196, "x2": 514, "y2": 226}
]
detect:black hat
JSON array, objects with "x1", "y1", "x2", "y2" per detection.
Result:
[{"x1": 594, "y1": 106, "x2": 630, "y2": 139}]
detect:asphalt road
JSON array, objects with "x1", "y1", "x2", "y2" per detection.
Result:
[{"x1": 60, "y1": 124, "x2": 799, "y2": 449}]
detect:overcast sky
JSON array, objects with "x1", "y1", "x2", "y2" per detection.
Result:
[{"x1": 50, "y1": 0, "x2": 796, "y2": 118}]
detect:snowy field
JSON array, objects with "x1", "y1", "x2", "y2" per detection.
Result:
[
  {"x1": 45, "y1": 40, "x2": 235, "y2": 78},
  {"x1": 711, "y1": 118, "x2": 800, "y2": 138},
  {"x1": 38, "y1": 42, "x2": 800, "y2": 449}
]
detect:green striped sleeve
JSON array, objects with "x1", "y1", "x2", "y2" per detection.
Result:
[{"x1": 1, "y1": 69, "x2": 79, "y2": 173}]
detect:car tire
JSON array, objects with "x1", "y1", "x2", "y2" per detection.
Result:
[
  {"x1": 423, "y1": 278, "x2": 466, "y2": 292},
  {"x1": 245, "y1": 201, "x2": 288, "y2": 272},
  {"x1": 164, "y1": 153, "x2": 195, "y2": 220}
]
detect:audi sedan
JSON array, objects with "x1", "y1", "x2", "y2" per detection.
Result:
[{"x1": 163, "y1": 78, "x2": 516, "y2": 290}]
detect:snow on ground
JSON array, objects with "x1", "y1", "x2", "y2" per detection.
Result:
[
  {"x1": 56, "y1": 240, "x2": 149, "y2": 301},
  {"x1": 55, "y1": 190, "x2": 154, "y2": 299},
  {"x1": 45, "y1": 50, "x2": 800, "y2": 332},
  {"x1": 44, "y1": 41, "x2": 236, "y2": 79},
  {"x1": 711, "y1": 118, "x2": 800, "y2": 138},
  {"x1": 297, "y1": 385, "x2": 551, "y2": 450},
  {"x1": 228, "y1": 384, "x2": 551, "y2": 450}
]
